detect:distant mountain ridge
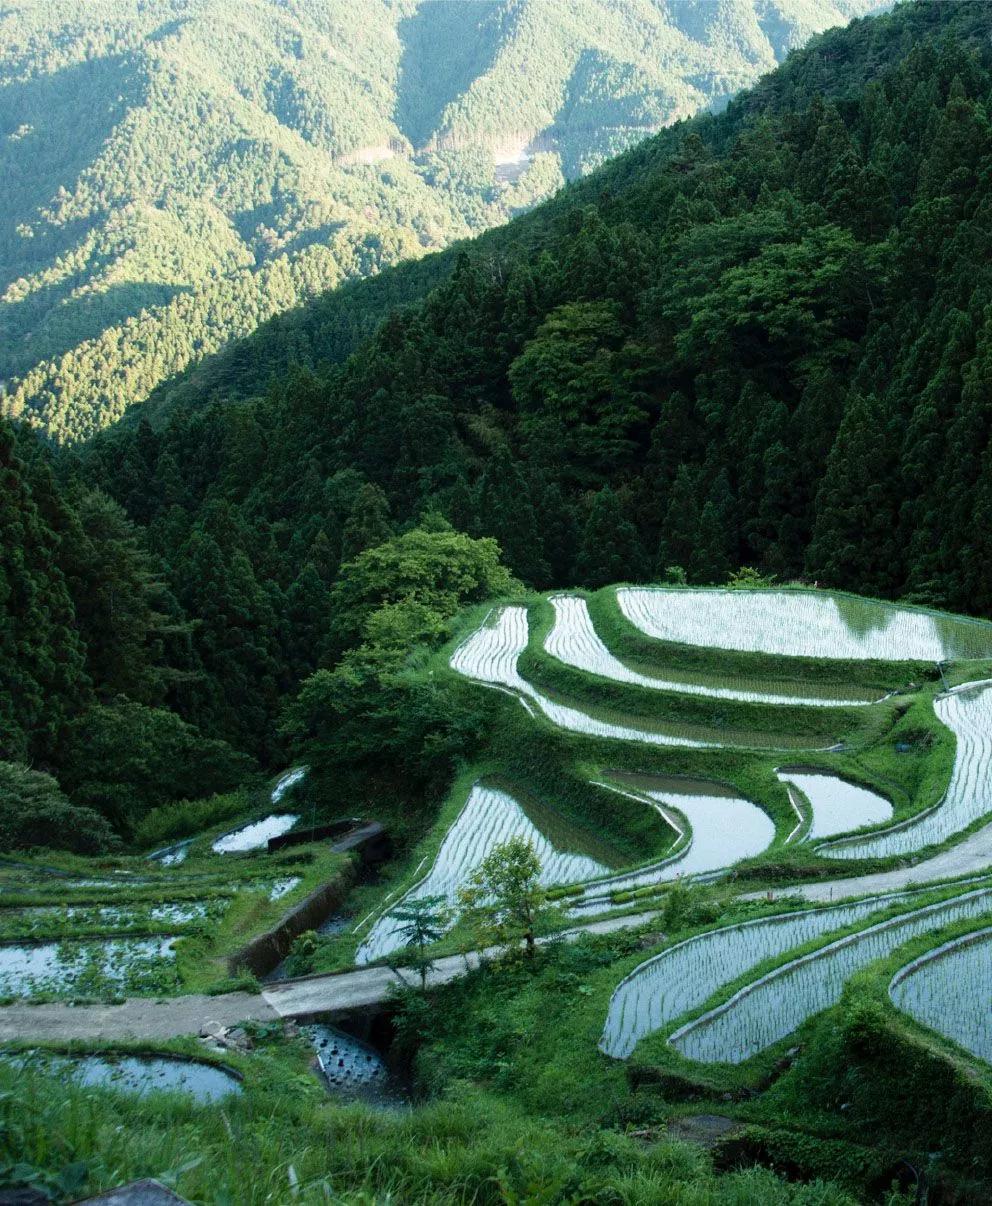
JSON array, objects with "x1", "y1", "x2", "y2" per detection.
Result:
[{"x1": 0, "y1": 0, "x2": 889, "y2": 442}]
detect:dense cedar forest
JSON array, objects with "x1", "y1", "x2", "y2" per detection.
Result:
[
  {"x1": 0, "y1": 0, "x2": 889, "y2": 444},
  {"x1": 5, "y1": 0, "x2": 992, "y2": 849}
]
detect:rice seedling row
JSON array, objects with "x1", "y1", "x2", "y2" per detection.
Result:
[
  {"x1": 599, "y1": 890, "x2": 928, "y2": 1059},
  {"x1": 616, "y1": 588, "x2": 992, "y2": 662},
  {"x1": 821, "y1": 682, "x2": 992, "y2": 859},
  {"x1": 356, "y1": 783, "x2": 611, "y2": 964},
  {"x1": 671, "y1": 886, "x2": 992, "y2": 1065},
  {"x1": 889, "y1": 925, "x2": 992, "y2": 1064},
  {"x1": 546, "y1": 594, "x2": 873, "y2": 707}
]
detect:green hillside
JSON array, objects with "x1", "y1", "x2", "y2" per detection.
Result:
[
  {"x1": 0, "y1": 0, "x2": 889, "y2": 442},
  {"x1": 9, "y1": 3, "x2": 992, "y2": 1201},
  {"x1": 8, "y1": 0, "x2": 992, "y2": 779}
]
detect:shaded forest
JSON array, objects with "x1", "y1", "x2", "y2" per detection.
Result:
[
  {"x1": 5, "y1": 0, "x2": 992, "y2": 849},
  {"x1": 0, "y1": 0, "x2": 888, "y2": 443}
]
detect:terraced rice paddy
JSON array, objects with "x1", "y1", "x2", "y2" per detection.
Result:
[
  {"x1": 574, "y1": 778, "x2": 774, "y2": 907},
  {"x1": 546, "y1": 595, "x2": 873, "y2": 707},
  {"x1": 600, "y1": 891, "x2": 923, "y2": 1058},
  {"x1": 776, "y1": 769, "x2": 892, "y2": 842},
  {"x1": 0, "y1": 902, "x2": 209, "y2": 938},
  {"x1": 356, "y1": 784, "x2": 613, "y2": 964},
  {"x1": 272, "y1": 766, "x2": 308, "y2": 803},
  {"x1": 671, "y1": 887, "x2": 992, "y2": 1065},
  {"x1": 148, "y1": 840, "x2": 192, "y2": 866},
  {"x1": 212, "y1": 814, "x2": 299, "y2": 854},
  {"x1": 0, "y1": 935, "x2": 179, "y2": 998},
  {"x1": 452, "y1": 606, "x2": 799, "y2": 750},
  {"x1": 889, "y1": 926, "x2": 992, "y2": 1064},
  {"x1": 0, "y1": 1051, "x2": 241, "y2": 1102},
  {"x1": 617, "y1": 589, "x2": 992, "y2": 662},
  {"x1": 822, "y1": 682, "x2": 992, "y2": 859}
]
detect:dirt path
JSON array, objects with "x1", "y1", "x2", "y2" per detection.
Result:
[
  {"x1": 761, "y1": 820, "x2": 992, "y2": 904},
  {"x1": 0, "y1": 911, "x2": 662, "y2": 1041},
  {"x1": 0, "y1": 992, "x2": 277, "y2": 1042}
]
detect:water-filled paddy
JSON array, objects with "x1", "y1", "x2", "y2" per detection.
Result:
[
  {"x1": 271, "y1": 767, "x2": 308, "y2": 803},
  {"x1": 575, "y1": 776, "x2": 774, "y2": 907},
  {"x1": 148, "y1": 840, "x2": 192, "y2": 866},
  {"x1": 889, "y1": 926, "x2": 992, "y2": 1064},
  {"x1": 453, "y1": 607, "x2": 807, "y2": 750},
  {"x1": 671, "y1": 887, "x2": 992, "y2": 1064},
  {"x1": 822, "y1": 682, "x2": 992, "y2": 859},
  {"x1": 356, "y1": 783, "x2": 616, "y2": 964},
  {"x1": 0, "y1": 1051, "x2": 240, "y2": 1102},
  {"x1": 617, "y1": 589, "x2": 992, "y2": 662},
  {"x1": 212, "y1": 814, "x2": 299, "y2": 854},
  {"x1": 600, "y1": 890, "x2": 921, "y2": 1059},
  {"x1": 0, "y1": 935, "x2": 179, "y2": 998},
  {"x1": 267, "y1": 876, "x2": 301, "y2": 901},
  {"x1": 0, "y1": 902, "x2": 207, "y2": 938},
  {"x1": 547, "y1": 595, "x2": 876, "y2": 707},
  {"x1": 775, "y1": 769, "x2": 892, "y2": 842}
]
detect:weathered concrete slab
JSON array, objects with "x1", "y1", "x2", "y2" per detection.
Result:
[
  {"x1": 0, "y1": 910, "x2": 661, "y2": 1039},
  {"x1": 0, "y1": 992, "x2": 277, "y2": 1042}
]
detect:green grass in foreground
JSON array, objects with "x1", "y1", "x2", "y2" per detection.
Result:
[{"x1": 0, "y1": 933, "x2": 864, "y2": 1206}]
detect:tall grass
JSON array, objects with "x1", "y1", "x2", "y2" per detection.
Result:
[
  {"x1": 0, "y1": 1049, "x2": 859, "y2": 1205},
  {"x1": 133, "y1": 792, "x2": 249, "y2": 848}
]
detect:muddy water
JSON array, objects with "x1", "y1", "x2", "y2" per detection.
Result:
[{"x1": 0, "y1": 1051, "x2": 241, "y2": 1102}]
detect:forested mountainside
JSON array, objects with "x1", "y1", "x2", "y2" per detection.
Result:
[
  {"x1": 0, "y1": 0, "x2": 891, "y2": 444},
  {"x1": 5, "y1": 0, "x2": 992, "y2": 847}
]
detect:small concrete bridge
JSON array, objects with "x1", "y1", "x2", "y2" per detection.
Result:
[{"x1": 0, "y1": 911, "x2": 662, "y2": 1043}]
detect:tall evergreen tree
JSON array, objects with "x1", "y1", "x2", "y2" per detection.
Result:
[{"x1": 574, "y1": 486, "x2": 642, "y2": 589}]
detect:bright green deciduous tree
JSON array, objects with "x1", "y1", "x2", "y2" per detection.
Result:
[{"x1": 458, "y1": 837, "x2": 548, "y2": 959}]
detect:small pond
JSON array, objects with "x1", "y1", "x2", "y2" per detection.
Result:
[{"x1": 0, "y1": 1051, "x2": 240, "y2": 1103}]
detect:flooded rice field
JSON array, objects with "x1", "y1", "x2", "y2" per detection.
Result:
[
  {"x1": 0, "y1": 1050, "x2": 240, "y2": 1102},
  {"x1": 0, "y1": 935, "x2": 179, "y2": 998},
  {"x1": 212, "y1": 815, "x2": 300, "y2": 854}
]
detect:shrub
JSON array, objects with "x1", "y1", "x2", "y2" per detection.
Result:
[
  {"x1": 0, "y1": 762, "x2": 118, "y2": 854},
  {"x1": 59, "y1": 701, "x2": 253, "y2": 832},
  {"x1": 132, "y1": 791, "x2": 248, "y2": 848}
]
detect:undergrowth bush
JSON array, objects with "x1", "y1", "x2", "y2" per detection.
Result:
[{"x1": 133, "y1": 791, "x2": 248, "y2": 848}]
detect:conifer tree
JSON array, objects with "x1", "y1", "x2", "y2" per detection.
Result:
[{"x1": 575, "y1": 486, "x2": 642, "y2": 588}]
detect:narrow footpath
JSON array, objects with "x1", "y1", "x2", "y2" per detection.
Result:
[
  {"x1": 761, "y1": 818, "x2": 992, "y2": 904},
  {"x1": 0, "y1": 910, "x2": 663, "y2": 1042}
]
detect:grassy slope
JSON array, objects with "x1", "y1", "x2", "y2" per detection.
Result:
[{"x1": 6, "y1": 585, "x2": 992, "y2": 1199}]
